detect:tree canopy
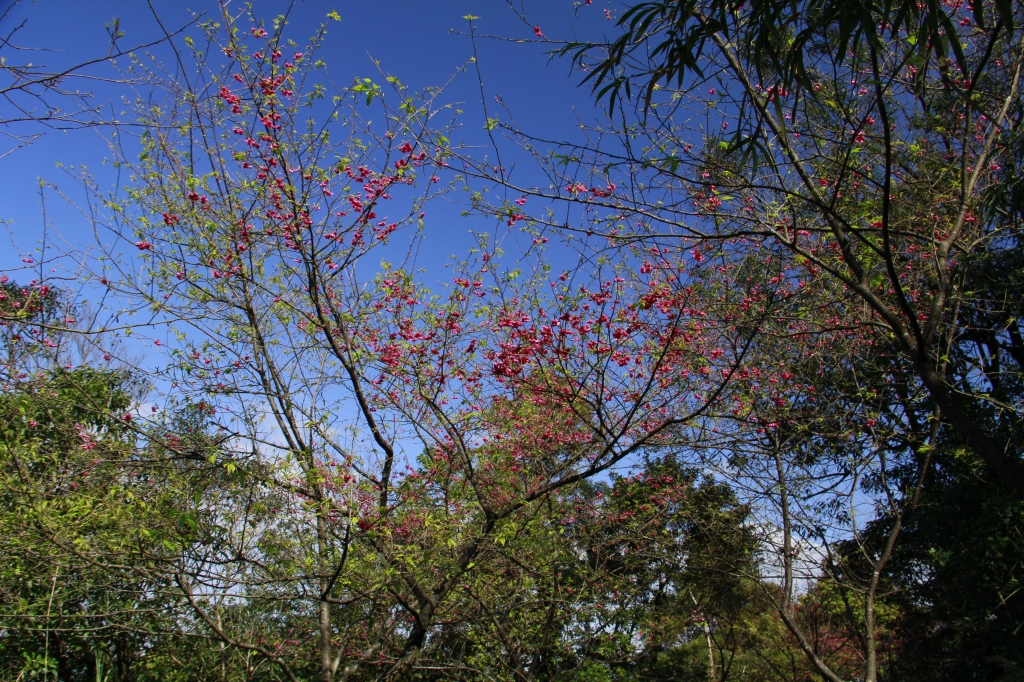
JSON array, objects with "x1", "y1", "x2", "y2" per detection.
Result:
[{"x1": 1, "y1": 0, "x2": 1022, "y2": 680}]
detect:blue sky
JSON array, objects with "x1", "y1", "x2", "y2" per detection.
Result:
[{"x1": 0, "y1": 0, "x2": 620, "y2": 277}]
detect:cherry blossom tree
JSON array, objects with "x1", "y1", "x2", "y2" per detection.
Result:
[{"x1": 56, "y1": 5, "x2": 772, "y2": 679}]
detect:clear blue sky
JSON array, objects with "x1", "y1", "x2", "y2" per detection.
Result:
[{"x1": 0, "y1": 0, "x2": 620, "y2": 276}]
